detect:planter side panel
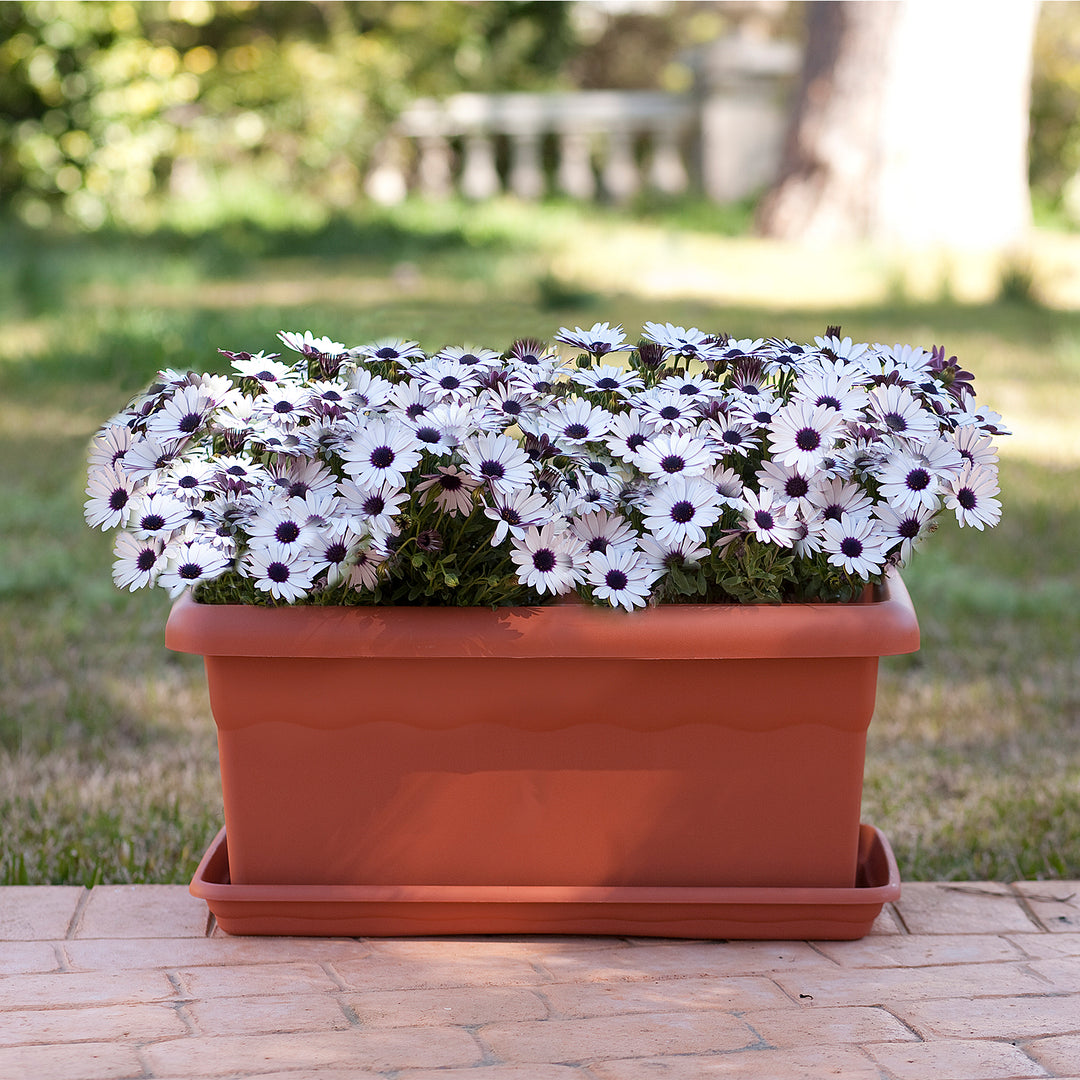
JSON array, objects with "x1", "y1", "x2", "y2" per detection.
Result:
[{"x1": 205, "y1": 653, "x2": 877, "y2": 890}]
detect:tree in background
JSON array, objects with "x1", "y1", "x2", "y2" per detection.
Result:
[
  {"x1": 0, "y1": 0, "x2": 572, "y2": 231},
  {"x1": 757, "y1": 0, "x2": 1041, "y2": 249}
]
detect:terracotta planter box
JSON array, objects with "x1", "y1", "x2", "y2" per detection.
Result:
[{"x1": 168, "y1": 571, "x2": 918, "y2": 937}]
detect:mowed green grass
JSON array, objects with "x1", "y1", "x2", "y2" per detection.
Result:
[{"x1": 2, "y1": 200, "x2": 1078, "y2": 884}]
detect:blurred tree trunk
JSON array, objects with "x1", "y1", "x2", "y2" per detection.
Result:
[{"x1": 757, "y1": 0, "x2": 1041, "y2": 249}]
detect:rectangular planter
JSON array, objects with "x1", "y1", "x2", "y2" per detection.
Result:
[{"x1": 168, "y1": 571, "x2": 918, "y2": 923}]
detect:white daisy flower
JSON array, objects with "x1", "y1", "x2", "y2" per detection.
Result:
[
  {"x1": 111, "y1": 533, "x2": 164, "y2": 591},
  {"x1": 510, "y1": 522, "x2": 585, "y2": 596},
  {"x1": 555, "y1": 322, "x2": 629, "y2": 356},
  {"x1": 268, "y1": 457, "x2": 338, "y2": 501},
  {"x1": 571, "y1": 365, "x2": 644, "y2": 397},
  {"x1": 943, "y1": 462, "x2": 1002, "y2": 530},
  {"x1": 605, "y1": 411, "x2": 655, "y2": 463},
  {"x1": 415, "y1": 466, "x2": 480, "y2": 516},
  {"x1": 875, "y1": 450, "x2": 944, "y2": 513},
  {"x1": 768, "y1": 400, "x2": 844, "y2": 471},
  {"x1": 634, "y1": 429, "x2": 716, "y2": 481},
  {"x1": 350, "y1": 338, "x2": 426, "y2": 366},
  {"x1": 146, "y1": 384, "x2": 217, "y2": 442},
  {"x1": 793, "y1": 359, "x2": 870, "y2": 420},
  {"x1": 337, "y1": 479, "x2": 408, "y2": 538},
  {"x1": 252, "y1": 383, "x2": 312, "y2": 428},
  {"x1": 84, "y1": 464, "x2": 139, "y2": 530},
  {"x1": 821, "y1": 512, "x2": 889, "y2": 576},
  {"x1": 642, "y1": 475, "x2": 724, "y2": 545},
  {"x1": 246, "y1": 498, "x2": 321, "y2": 550},
  {"x1": 808, "y1": 477, "x2": 874, "y2": 522},
  {"x1": 637, "y1": 533, "x2": 710, "y2": 576},
  {"x1": 309, "y1": 522, "x2": 367, "y2": 587},
  {"x1": 587, "y1": 547, "x2": 660, "y2": 611},
  {"x1": 345, "y1": 368, "x2": 395, "y2": 412},
  {"x1": 571, "y1": 509, "x2": 639, "y2": 556},
  {"x1": 705, "y1": 412, "x2": 761, "y2": 457},
  {"x1": 434, "y1": 344, "x2": 502, "y2": 369},
  {"x1": 158, "y1": 537, "x2": 232, "y2": 597},
  {"x1": 127, "y1": 489, "x2": 191, "y2": 541},
  {"x1": 87, "y1": 423, "x2": 134, "y2": 471},
  {"x1": 229, "y1": 352, "x2": 293, "y2": 383},
  {"x1": 874, "y1": 503, "x2": 936, "y2": 563},
  {"x1": 544, "y1": 398, "x2": 613, "y2": 446},
  {"x1": 483, "y1": 488, "x2": 551, "y2": 546},
  {"x1": 121, "y1": 436, "x2": 185, "y2": 482},
  {"x1": 478, "y1": 383, "x2": 543, "y2": 429},
  {"x1": 341, "y1": 418, "x2": 422, "y2": 490},
  {"x1": 278, "y1": 330, "x2": 346, "y2": 357},
  {"x1": 633, "y1": 388, "x2": 700, "y2": 433},
  {"x1": 741, "y1": 488, "x2": 801, "y2": 546},
  {"x1": 868, "y1": 383, "x2": 939, "y2": 445},
  {"x1": 416, "y1": 358, "x2": 482, "y2": 402},
  {"x1": 702, "y1": 463, "x2": 744, "y2": 507},
  {"x1": 953, "y1": 424, "x2": 1000, "y2": 469},
  {"x1": 657, "y1": 373, "x2": 718, "y2": 400},
  {"x1": 245, "y1": 542, "x2": 318, "y2": 602},
  {"x1": 460, "y1": 432, "x2": 534, "y2": 495},
  {"x1": 757, "y1": 460, "x2": 815, "y2": 512},
  {"x1": 641, "y1": 322, "x2": 723, "y2": 363},
  {"x1": 406, "y1": 400, "x2": 475, "y2": 455}
]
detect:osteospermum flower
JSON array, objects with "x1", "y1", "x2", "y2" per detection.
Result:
[
  {"x1": 309, "y1": 522, "x2": 367, "y2": 587},
  {"x1": 112, "y1": 533, "x2": 163, "y2": 591},
  {"x1": 415, "y1": 466, "x2": 480, "y2": 516},
  {"x1": 875, "y1": 445, "x2": 960, "y2": 513},
  {"x1": 341, "y1": 418, "x2": 422, "y2": 490},
  {"x1": 741, "y1": 488, "x2": 801, "y2": 546},
  {"x1": 641, "y1": 322, "x2": 723, "y2": 363},
  {"x1": 571, "y1": 365, "x2": 644, "y2": 397},
  {"x1": 87, "y1": 423, "x2": 133, "y2": 470},
  {"x1": 147, "y1": 385, "x2": 217, "y2": 441},
  {"x1": 634, "y1": 429, "x2": 715, "y2": 481},
  {"x1": 757, "y1": 460, "x2": 815, "y2": 511},
  {"x1": 278, "y1": 330, "x2": 346, "y2": 357},
  {"x1": 874, "y1": 503, "x2": 936, "y2": 563},
  {"x1": 943, "y1": 462, "x2": 1002, "y2": 529},
  {"x1": 245, "y1": 543, "x2": 318, "y2": 602},
  {"x1": 229, "y1": 352, "x2": 293, "y2": 383},
  {"x1": 510, "y1": 522, "x2": 585, "y2": 595},
  {"x1": 634, "y1": 388, "x2": 700, "y2": 432},
  {"x1": 84, "y1": 465, "x2": 138, "y2": 530},
  {"x1": 642, "y1": 475, "x2": 724, "y2": 545},
  {"x1": 570, "y1": 509, "x2": 638, "y2": 555},
  {"x1": 460, "y1": 432, "x2": 534, "y2": 495},
  {"x1": 158, "y1": 537, "x2": 232, "y2": 597},
  {"x1": 555, "y1": 322, "x2": 628, "y2": 356},
  {"x1": 482, "y1": 488, "x2": 551, "y2": 546},
  {"x1": 605, "y1": 411, "x2": 655, "y2": 463},
  {"x1": 544, "y1": 398, "x2": 613, "y2": 447},
  {"x1": 416, "y1": 358, "x2": 482, "y2": 402},
  {"x1": 435, "y1": 345, "x2": 501, "y2": 369},
  {"x1": 768, "y1": 401, "x2": 844, "y2": 471},
  {"x1": 351, "y1": 337, "x2": 426, "y2": 365},
  {"x1": 820, "y1": 512, "x2": 889, "y2": 576},
  {"x1": 338, "y1": 479, "x2": 407, "y2": 539},
  {"x1": 868, "y1": 383, "x2": 939, "y2": 445},
  {"x1": 127, "y1": 489, "x2": 191, "y2": 541},
  {"x1": 587, "y1": 547, "x2": 660, "y2": 610}
]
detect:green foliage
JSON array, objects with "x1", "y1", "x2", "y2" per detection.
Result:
[{"x1": 0, "y1": 0, "x2": 572, "y2": 231}]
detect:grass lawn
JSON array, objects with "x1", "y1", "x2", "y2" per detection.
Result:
[{"x1": 2, "y1": 198, "x2": 1078, "y2": 884}]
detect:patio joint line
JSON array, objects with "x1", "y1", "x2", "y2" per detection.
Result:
[
  {"x1": 1008, "y1": 883, "x2": 1054, "y2": 932},
  {"x1": 64, "y1": 887, "x2": 91, "y2": 940},
  {"x1": 888, "y1": 899, "x2": 912, "y2": 935}
]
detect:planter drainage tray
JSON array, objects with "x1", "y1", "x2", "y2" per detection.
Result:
[{"x1": 190, "y1": 824, "x2": 900, "y2": 940}]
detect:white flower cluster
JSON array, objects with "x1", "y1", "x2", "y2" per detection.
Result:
[{"x1": 85, "y1": 322, "x2": 1007, "y2": 609}]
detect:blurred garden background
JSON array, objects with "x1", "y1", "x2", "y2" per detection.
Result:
[{"x1": 2, "y1": 0, "x2": 1079, "y2": 886}]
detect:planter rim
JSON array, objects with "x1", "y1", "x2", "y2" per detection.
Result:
[{"x1": 165, "y1": 568, "x2": 919, "y2": 661}]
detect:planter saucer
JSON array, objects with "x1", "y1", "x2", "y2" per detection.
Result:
[{"x1": 190, "y1": 824, "x2": 900, "y2": 940}]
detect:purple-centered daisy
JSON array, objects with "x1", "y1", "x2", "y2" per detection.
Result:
[{"x1": 509, "y1": 522, "x2": 585, "y2": 595}]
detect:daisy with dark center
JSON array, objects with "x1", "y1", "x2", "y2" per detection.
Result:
[
  {"x1": 84, "y1": 464, "x2": 139, "y2": 530},
  {"x1": 310, "y1": 522, "x2": 366, "y2": 587},
  {"x1": 166, "y1": 458, "x2": 215, "y2": 505},
  {"x1": 637, "y1": 533, "x2": 710, "y2": 577},
  {"x1": 703, "y1": 463, "x2": 744, "y2": 507},
  {"x1": 342, "y1": 418, "x2": 422, "y2": 490},
  {"x1": 344, "y1": 368, "x2": 394, "y2": 412},
  {"x1": 587, "y1": 547, "x2": 660, "y2": 610},
  {"x1": 808, "y1": 477, "x2": 874, "y2": 522},
  {"x1": 461, "y1": 432, "x2": 534, "y2": 496},
  {"x1": 868, "y1": 383, "x2": 938, "y2": 445},
  {"x1": 641, "y1": 322, "x2": 725, "y2": 364},
  {"x1": 122, "y1": 436, "x2": 185, "y2": 481},
  {"x1": 555, "y1": 322, "x2": 629, "y2": 357},
  {"x1": 278, "y1": 330, "x2": 347, "y2": 358},
  {"x1": 416, "y1": 357, "x2": 482, "y2": 402},
  {"x1": 509, "y1": 522, "x2": 585, "y2": 595},
  {"x1": 405, "y1": 400, "x2": 475, "y2": 455},
  {"x1": 128, "y1": 490, "x2": 190, "y2": 541},
  {"x1": 506, "y1": 337, "x2": 556, "y2": 368},
  {"x1": 570, "y1": 509, "x2": 638, "y2": 555},
  {"x1": 821, "y1": 512, "x2": 889, "y2": 577},
  {"x1": 704, "y1": 412, "x2": 761, "y2": 458},
  {"x1": 953, "y1": 424, "x2": 1000, "y2": 469},
  {"x1": 338, "y1": 479, "x2": 407, "y2": 539},
  {"x1": 87, "y1": 423, "x2": 133, "y2": 470},
  {"x1": 634, "y1": 429, "x2": 715, "y2": 480},
  {"x1": 247, "y1": 499, "x2": 320, "y2": 551},
  {"x1": 634, "y1": 388, "x2": 699, "y2": 432},
  {"x1": 210, "y1": 454, "x2": 270, "y2": 492},
  {"x1": 269, "y1": 457, "x2": 338, "y2": 501},
  {"x1": 416, "y1": 466, "x2": 480, "y2": 516},
  {"x1": 350, "y1": 338, "x2": 425, "y2": 366},
  {"x1": 253, "y1": 384, "x2": 312, "y2": 429},
  {"x1": 158, "y1": 537, "x2": 232, "y2": 597},
  {"x1": 478, "y1": 384, "x2": 543, "y2": 428},
  {"x1": 435, "y1": 345, "x2": 501, "y2": 369},
  {"x1": 572, "y1": 364, "x2": 644, "y2": 397},
  {"x1": 390, "y1": 380, "x2": 437, "y2": 422},
  {"x1": 482, "y1": 488, "x2": 550, "y2": 545},
  {"x1": 245, "y1": 542, "x2": 317, "y2": 603},
  {"x1": 642, "y1": 475, "x2": 724, "y2": 545},
  {"x1": 544, "y1": 398, "x2": 613, "y2": 447},
  {"x1": 605, "y1": 411, "x2": 655, "y2": 463},
  {"x1": 229, "y1": 352, "x2": 293, "y2": 384},
  {"x1": 876, "y1": 437, "x2": 963, "y2": 513},
  {"x1": 741, "y1": 488, "x2": 801, "y2": 546},
  {"x1": 874, "y1": 503, "x2": 936, "y2": 562},
  {"x1": 658, "y1": 373, "x2": 716, "y2": 399},
  {"x1": 757, "y1": 460, "x2": 816, "y2": 513},
  {"x1": 768, "y1": 400, "x2": 844, "y2": 471},
  {"x1": 346, "y1": 541, "x2": 389, "y2": 592},
  {"x1": 112, "y1": 533, "x2": 164, "y2": 591},
  {"x1": 147, "y1": 385, "x2": 217, "y2": 442},
  {"x1": 793, "y1": 359, "x2": 869, "y2": 421},
  {"x1": 943, "y1": 462, "x2": 1002, "y2": 530}
]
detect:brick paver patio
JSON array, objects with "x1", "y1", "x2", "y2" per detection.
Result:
[{"x1": 1, "y1": 880, "x2": 1079, "y2": 1079}]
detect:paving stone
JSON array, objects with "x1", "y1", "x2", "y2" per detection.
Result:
[
  {"x1": 0, "y1": 969, "x2": 176, "y2": 1010},
  {"x1": 0, "y1": 887, "x2": 84, "y2": 941},
  {"x1": 400, "y1": 1068, "x2": 592, "y2": 1080},
  {"x1": 864, "y1": 1037, "x2": 1049, "y2": 1079},
  {"x1": 814, "y1": 933, "x2": 1028, "y2": 968},
  {"x1": 185, "y1": 993, "x2": 354, "y2": 1036},
  {"x1": 1025, "y1": 956, "x2": 1080, "y2": 993},
  {"x1": 587, "y1": 1045, "x2": 882, "y2": 1079},
  {"x1": 344, "y1": 985, "x2": 548, "y2": 1027},
  {"x1": 1013, "y1": 881, "x2": 1080, "y2": 932},
  {"x1": 477, "y1": 1010, "x2": 758, "y2": 1064},
  {"x1": 331, "y1": 952, "x2": 548, "y2": 992},
  {"x1": 0, "y1": 942, "x2": 60, "y2": 975},
  {"x1": 63, "y1": 935, "x2": 371, "y2": 971},
  {"x1": 536, "y1": 940, "x2": 823, "y2": 983},
  {"x1": 1010, "y1": 933, "x2": 1080, "y2": 960},
  {"x1": 173, "y1": 960, "x2": 342, "y2": 999},
  {"x1": 76, "y1": 885, "x2": 209, "y2": 939},
  {"x1": 0, "y1": 1002, "x2": 189, "y2": 1047},
  {"x1": 894, "y1": 883, "x2": 1039, "y2": 934},
  {"x1": 895, "y1": 994, "x2": 1080, "y2": 1039},
  {"x1": 866, "y1": 904, "x2": 904, "y2": 934},
  {"x1": 743, "y1": 1004, "x2": 919, "y2": 1047},
  {"x1": 772, "y1": 961, "x2": 1052, "y2": 1007},
  {"x1": 140, "y1": 1028, "x2": 483, "y2": 1076},
  {"x1": 148, "y1": 1073, "x2": 382, "y2": 1080},
  {"x1": 540, "y1": 974, "x2": 792, "y2": 1018},
  {"x1": 0, "y1": 1040, "x2": 144, "y2": 1080},
  {"x1": 1025, "y1": 1035, "x2": 1080, "y2": 1074}
]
